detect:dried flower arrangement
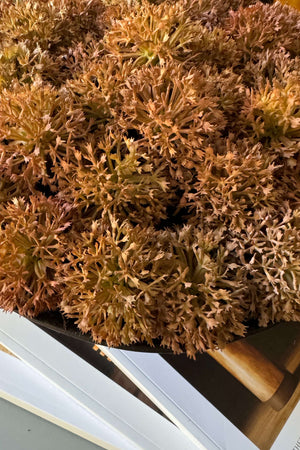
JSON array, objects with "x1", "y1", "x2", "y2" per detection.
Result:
[{"x1": 0, "y1": 0, "x2": 299, "y2": 358}]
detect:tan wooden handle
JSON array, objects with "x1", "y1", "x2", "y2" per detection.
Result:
[{"x1": 208, "y1": 340, "x2": 297, "y2": 410}]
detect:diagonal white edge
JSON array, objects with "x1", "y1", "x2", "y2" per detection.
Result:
[
  {"x1": 99, "y1": 347, "x2": 258, "y2": 450},
  {"x1": 0, "y1": 350, "x2": 121, "y2": 450},
  {"x1": 270, "y1": 399, "x2": 300, "y2": 450},
  {"x1": 99, "y1": 347, "x2": 216, "y2": 450},
  {"x1": 0, "y1": 311, "x2": 198, "y2": 450}
]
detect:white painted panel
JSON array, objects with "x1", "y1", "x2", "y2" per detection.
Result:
[
  {"x1": 99, "y1": 348, "x2": 258, "y2": 450},
  {"x1": 0, "y1": 311, "x2": 198, "y2": 450},
  {"x1": 270, "y1": 400, "x2": 300, "y2": 450},
  {"x1": 0, "y1": 351, "x2": 123, "y2": 450}
]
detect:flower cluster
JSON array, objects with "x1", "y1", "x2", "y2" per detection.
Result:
[
  {"x1": 0, "y1": 197, "x2": 71, "y2": 316},
  {"x1": 0, "y1": 0, "x2": 299, "y2": 357}
]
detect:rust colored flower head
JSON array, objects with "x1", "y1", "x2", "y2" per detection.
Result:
[
  {"x1": 61, "y1": 218, "x2": 248, "y2": 357},
  {"x1": 57, "y1": 130, "x2": 174, "y2": 227},
  {"x1": 120, "y1": 62, "x2": 226, "y2": 166},
  {"x1": 230, "y1": 207, "x2": 300, "y2": 325},
  {"x1": 0, "y1": 79, "x2": 86, "y2": 191},
  {"x1": 242, "y1": 75, "x2": 300, "y2": 152},
  {"x1": 0, "y1": 196, "x2": 72, "y2": 316},
  {"x1": 183, "y1": 141, "x2": 282, "y2": 230},
  {"x1": 66, "y1": 55, "x2": 135, "y2": 126},
  {"x1": 104, "y1": 0, "x2": 199, "y2": 66},
  {"x1": 226, "y1": 2, "x2": 300, "y2": 58},
  {"x1": 0, "y1": 0, "x2": 104, "y2": 52}
]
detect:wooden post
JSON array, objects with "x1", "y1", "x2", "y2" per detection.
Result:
[{"x1": 208, "y1": 340, "x2": 298, "y2": 411}]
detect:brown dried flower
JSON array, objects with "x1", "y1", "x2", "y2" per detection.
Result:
[
  {"x1": 230, "y1": 207, "x2": 300, "y2": 325},
  {"x1": 57, "y1": 131, "x2": 174, "y2": 226},
  {"x1": 61, "y1": 218, "x2": 248, "y2": 357},
  {"x1": 0, "y1": 196, "x2": 72, "y2": 316},
  {"x1": 0, "y1": 0, "x2": 299, "y2": 356},
  {"x1": 0, "y1": 79, "x2": 85, "y2": 190},
  {"x1": 104, "y1": 0, "x2": 199, "y2": 65},
  {"x1": 120, "y1": 62, "x2": 225, "y2": 166}
]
